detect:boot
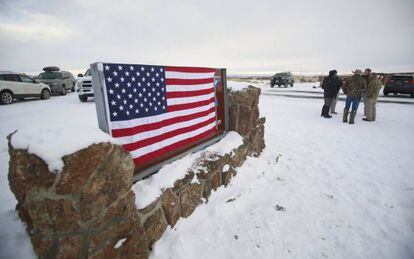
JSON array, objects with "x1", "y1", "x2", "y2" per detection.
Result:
[
  {"x1": 349, "y1": 111, "x2": 357, "y2": 124},
  {"x1": 322, "y1": 105, "x2": 332, "y2": 118},
  {"x1": 343, "y1": 108, "x2": 349, "y2": 123},
  {"x1": 321, "y1": 105, "x2": 325, "y2": 117}
]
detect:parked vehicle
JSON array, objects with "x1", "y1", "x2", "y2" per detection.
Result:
[
  {"x1": 37, "y1": 66, "x2": 76, "y2": 95},
  {"x1": 383, "y1": 75, "x2": 414, "y2": 97},
  {"x1": 77, "y1": 69, "x2": 93, "y2": 102},
  {"x1": 270, "y1": 72, "x2": 294, "y2": 87},
  {"x1": 0, "y1": 71, "x2": 51, "y2": 105}
]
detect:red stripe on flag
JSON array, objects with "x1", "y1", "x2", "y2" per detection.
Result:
[
  {"x1": 166, "y1": 78, "x2": 214, "y2": 85},
  {"x1": 123, "y1": 117, "x2": 216, "y2": 151},
  {"x1": 111, "y1": 106, "x2": 216, "y2": 138},
  {"x1": 165, "y1": 66, "x2": 217, "y2": 73},
  {"x1": 166, "y1": 88, "x2": 214, "y2": 99},
  {"x1": 168, "y1": 98, "x2": 215, "y2": 112},
  {"x1": 132, "y1": 127, "x2": 217, "y2": 164}
]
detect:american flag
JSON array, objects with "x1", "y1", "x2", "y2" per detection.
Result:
[{"x1": 102, "y1": 63, "x2": 218, "y2": 165}]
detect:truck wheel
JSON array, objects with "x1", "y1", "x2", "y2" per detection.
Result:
[
  {"x1": 0, "y1": 91, "x2": 13, "y2": 104},
  {"x1": 41, "y1": 89, "x2": 51, "y2": 100},
  {"x1": 61, "y1": 86, "x2": 67, "y2": 96},
  {"x1": 79, "y1": 95, "x2": 88, "y2": 102},
  {"x1": 71, "y1": 83, "x2": 75, "y2": 92}
]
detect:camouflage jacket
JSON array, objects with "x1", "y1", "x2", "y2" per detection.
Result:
[
  {"x1": 342, "y1": 75, "x2": 366, "y2": 98},
  {"x1": 366, "y1": 77, "x2": 382, "y2": 99}
]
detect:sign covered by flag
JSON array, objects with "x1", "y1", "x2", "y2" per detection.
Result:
[{"x1": 91, "y1": 62, "x2": 228, "y2": 178}]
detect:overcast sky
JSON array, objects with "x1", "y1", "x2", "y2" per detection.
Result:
[{"x1": 0, "y1": 0, "x2": 413, "y2": 75}]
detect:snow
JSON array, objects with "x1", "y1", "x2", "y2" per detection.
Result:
[
  {"x1": 1, "y1": 86, "x2": 414, "y2": 259},
  {"x1": 150, "y1": 95, "x2": 414, "y2": 258},
  {"x1": 10, "y1": 125, "x2": 116, "y2": 172},
  {"x1": 222, "y1": 164, "x2": 230, "y2": 173},
  {"x1": 114, "y1": 238, "x2": 127, "y2": 249},
  {"x1": 132, "y1": 131, "x2": 243, "y2": 209},
  {"x1": 227, "y1": 81, "x2": 252, "y2": 91}
]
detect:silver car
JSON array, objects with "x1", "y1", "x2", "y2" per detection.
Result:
[{"x1": 37, "y1": 67, "x2": 76, "y2": 95}]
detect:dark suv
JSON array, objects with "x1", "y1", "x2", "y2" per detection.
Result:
[
  {"x1": 270, "y1": 72, "x2": 294, "y2": 87},
  {"x1": 383, "y1": 75, "x2": 414, "y2": 97}
]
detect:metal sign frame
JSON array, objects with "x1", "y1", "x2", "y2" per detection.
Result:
[{"x1": 90, "y1": 62, "x2": 229, "y2": 181}]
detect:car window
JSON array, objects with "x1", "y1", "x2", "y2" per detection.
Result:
[
  {"x1": 391, "y1": 75, "x2": 413, "y2": 81},
  {"x1": 20, "y1": 75, "x2": 35, "y2": 83},
  {"x1": 84, "y1": 69, "x2": 91, "y2": 76},
  {"x1": 38, "y1": 72, "x2": 63, "y2": 79},
  {"x1": 1, "y1": 74, "x2": 22, "y2": 82}
]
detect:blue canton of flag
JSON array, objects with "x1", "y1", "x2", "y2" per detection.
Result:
[{"x1": 103, "y1": 63, "x2": 168, "y2": 121}]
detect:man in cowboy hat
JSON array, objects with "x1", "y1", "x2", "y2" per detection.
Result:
[
  {"x1": 341, "y1": 69, "x2": 367, "y2": 124},
  {"x1": 363, "y1": 72, "x2": 382, "y2": 122}
]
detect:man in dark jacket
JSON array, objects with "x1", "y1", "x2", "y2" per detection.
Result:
[
  {"x1": 342, "y1": 69, "x2": 367, "y2": 124},
  {"x1": 329, "y1": 69, "x2": 342, "y2": 114},
  {"x1": 321, "y1": 70, "x2": 343, "y2": 118}
]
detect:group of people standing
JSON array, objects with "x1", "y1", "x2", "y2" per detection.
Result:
[{"x1": 321, "y1": 68, "x2": 383, "y2": 124}]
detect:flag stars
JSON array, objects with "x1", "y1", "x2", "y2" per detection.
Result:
[
  {"x1": 130, "y1": 66, "x2": 134, "y2": 71},
  {"x1": 141, "y1": 67, "x2": 145, "y2": 71},
  {"x1": 134, "y1": 98, "x2": 138, "y2": 103},
  {"x1": 151, "y1": 67, "x2": 155, "y2": 72},
  {"x1": 125, "y1": 71, "x2": 130, "y2": 76},
  {"x1": 105, "y1": 65, "x2": 110, "y2": 70},
  {"x1": 132, "y1": 77, "x2": 136, "y2": 82},
  {"x1": 115, "y1": 83, "x2": 120, "y2": 88},
  {"x1": 119, "y1": 105, "x2": 124, "y2": 111},
  {"x1": 107, "y1": 77, "x2": 112, "y2": 82},
  {"x1": 118, "y1": 65, "x2": 123, "y2": 70},
  {"x1": 111, "y1": 100, "x2": 116, "y2": 106},
  {"x1": 127, "y1": 82, "x2": 131, "y2": 87},
  {"x1": 120, "y1": 77, "x2": 125, "y2": 82},
  {"x1": 121, "y1": 88, "x2": 126, "y2": 93},
  {"x1": 126, "y1": 111, "x2": 130, "y2": 115},
  {"x1": 123, "y1": 99, "x2": 127, "y2": 104},
  {"x1": 117, "y1": 95, "x2": 121, "y2": 99},
  {"x1": 146, "y1": 72, "x2": 150, "y2": 77},
  {"x1": 156, "y1": 73, "x2": 159, "y2": 77},
  {"x1": 113, "y1": 71, "x2": 118, "y2": 76},
  {"x1": 109, "y1": 89, "x2": 114, "y2": 94},
  {"x1": 112, "y1": 111, "x2": 118, "y2": 117},
  {"x1": 151, "y1": 77, "x2": 155, "y2": 82},
  {"x1": 160, "y1": 68, "x2": 163, "y2": 72},
  {"x1": 128, "y1": 93, "x2": 132, "y2": 98},
  {"x1": 136, "y1": 72, "x2": 140, "y2": 76},
  {"x1": 129, "y1": 104, "x2": 133, "y2": 109},
  {"x1": 133, "y1": 88, "x2": 137, "y2": 93},
  {"x1": 135, "y1": 109, "x2": 139, "y2": 113}
]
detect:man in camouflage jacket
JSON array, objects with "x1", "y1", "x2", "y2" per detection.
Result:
[
  {"x1": 342, "y1": 69, "x2": 367, "y2": 124},
  {"x1": 363, "y1": 73, "x2": 382, "y2": 122}
]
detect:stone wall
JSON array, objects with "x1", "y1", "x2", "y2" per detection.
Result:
[{"x1": 8, "y1": 85, "x2": 265, "y2": 258}]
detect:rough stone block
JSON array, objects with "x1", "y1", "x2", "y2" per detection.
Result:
[
  {"x1": 179, "y1": 183, "x2": 202, "y2": 218},
  {"x1": 161, "y1": 189, "x2": 180, "y2": 227},
  {"x1": 56, "y1": 143, "x2": 113, "y2": 195},
  {"x1": 143, "y1": 209, "x2": 167, "y2": 247}
]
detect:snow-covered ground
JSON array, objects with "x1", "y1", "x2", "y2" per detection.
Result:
[{"x1": 1, "y1": 85, "x2": 414, "y2": 259}]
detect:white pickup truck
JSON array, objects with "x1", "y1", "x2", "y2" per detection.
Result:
[{"x1": 76, "y1": 69, "x2": 93, "y2": 102}]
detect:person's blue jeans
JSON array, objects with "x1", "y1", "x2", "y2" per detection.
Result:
[{"x1": 345, "y1": 96, "x2": 360, "y2": 111}]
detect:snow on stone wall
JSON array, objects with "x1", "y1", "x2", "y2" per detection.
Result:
[{"x1": 7, "y1": 85, "x2": 265, "y2": 258}]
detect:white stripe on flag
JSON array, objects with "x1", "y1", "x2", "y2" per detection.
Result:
[
  {"x1": 110, "y1": 102, "x2": 215, "y2": 130},
  {"x1": 165, "y1": 71, "x2": 215, "y2": 80},
  {"x1": 167, "y1": 92, "x2": 214, "y2": 106},
  {"x1": 129, "y1": 122, "x2": 216, "y2": 158},
  {"x1": 166, "y1": 83, "x2": 213, "y2": 92},
  {"x1": 116, "y1": 111, "x2": 216, "y2": 145}
]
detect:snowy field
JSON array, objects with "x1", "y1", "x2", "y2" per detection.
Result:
[{"x1": 1, "y1": 84, "x2": 414, "y2": 259}]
